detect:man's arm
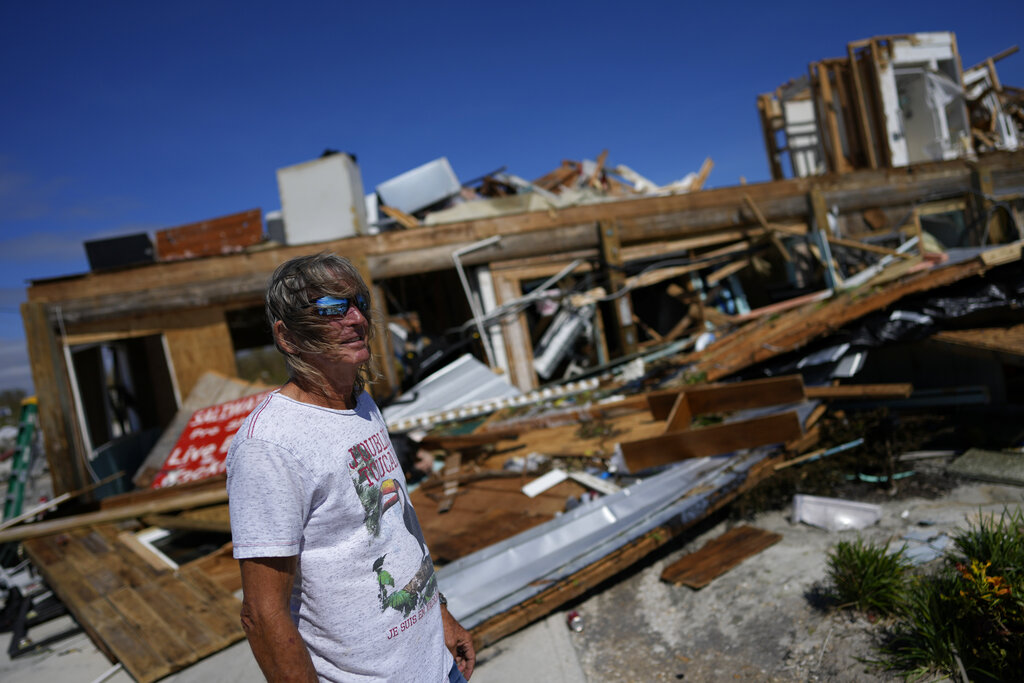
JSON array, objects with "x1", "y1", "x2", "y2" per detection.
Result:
[
  {"x1": 441, "y1": 604, "x2": 476, "y2": 680},
  {"x1": 239, "y1": 556, "x2": 318, "y2": 682}
]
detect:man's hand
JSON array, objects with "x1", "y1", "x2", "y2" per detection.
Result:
[{"x1": 441, "y1": 604, "x2": 476, "y2": 680}]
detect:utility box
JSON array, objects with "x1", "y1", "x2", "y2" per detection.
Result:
[
  {"x1": 276, "y1": 153, "x2": 368, "y2": 245},
  {"x1": 84, "y1": 233, "x2": 155, "y2": 271}
]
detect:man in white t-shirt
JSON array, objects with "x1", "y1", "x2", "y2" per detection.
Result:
[{"x1": 227, "y1": 252, "x2": 475, "y2": 682}]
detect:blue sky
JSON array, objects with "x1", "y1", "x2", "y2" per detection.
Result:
[{"x1": 2, "y1": 1, "x2": 1023, "y2": 392}]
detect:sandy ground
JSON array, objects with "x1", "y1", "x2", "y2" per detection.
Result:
[
  {"x1": 562, "y1": 478, "x2": 1024, "y2": 682},
  {"x1": 2, "y1": 475, "x2": 1021, "y2": 682}
]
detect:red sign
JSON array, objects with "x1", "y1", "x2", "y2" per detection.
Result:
[{"x1": 150, "y1": 390, "x2": 273, "y2": 489}]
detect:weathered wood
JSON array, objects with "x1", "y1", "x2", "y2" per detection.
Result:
[
  {"x1": 804, "y1": 383, "x2": 913, "y2": 399},
  {"x1": 180, "y1": 542, "x2": 241, "y2": 594},
  {"x1": 660, "y1": 525, "x2": 782, "y2": 588},
  {"x1": 691, "y1": 249, "x2": 1021, "y2": 381},
  {"x1": 0, "y1": 488, "x2": 229, "y2": 544},
  {"x1": 620, "y1": 412, "x2": 802, "y2": 472},
  {"x1": 155, "y1": 208, "x2": 262, "y2": 261},
  {"x1": 78, "y1": 597, "x2": 172, "y2": 680},
  {"x1": 21, "y1": 301, "x2": 89, "y2": 495},
  {"x1": 647, "y1": 376, "x2": 806, "y2": 421},
  {"x1": 663, "y1": 393, "x2": 693, "y2": 433},
  {"x1": 600, "y1": 220, "x2": 638, "y2": 355}
]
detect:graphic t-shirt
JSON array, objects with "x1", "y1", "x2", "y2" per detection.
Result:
[{"x1": 226, "y1": 390, "x2": 452, "y2": 682}]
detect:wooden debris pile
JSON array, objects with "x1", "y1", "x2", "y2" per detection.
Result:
[{"x1": 758, "y1": 32, "x2": 1022, "y2": 180}]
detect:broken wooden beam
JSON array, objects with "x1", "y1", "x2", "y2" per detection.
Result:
[
  {"x1": 647, "y1": 375, "x2": 806, "y2": 422},
  {"x1": 620, "y1": 411, "x2": 802, "y2": 472},
  {"x1": 0, "y1": 488, "x2": 228, "y2": 544},
  {"x1": 804, "y1": 383, "x2": 913, "y2": 399}
]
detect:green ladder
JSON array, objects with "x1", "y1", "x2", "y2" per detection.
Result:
[{"x1": 3, "y1": 397, "x2": 38, "y2": 522}]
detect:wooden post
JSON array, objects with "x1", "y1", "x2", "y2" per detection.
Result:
[
  {"x1": 599, "y1": 220, "x2": 638, "y2": 356},
  {"x1": 847, "y1": 41, "x2": 878, "y2": 170},
  {"x1": 808, "y1": 188, "x2": 840, "y2": 289},
  {"x1": 756, "y1": 93, "x2": 785, "y2": 180},
  {"x1": 349, "y1": 254, "x2": 398, "y2": 400},
  {"x1": 971, "y1": 165, "x2": 1004, "y2": 245},
  {"x1": 20, "y1": 302, "x2": 89, "y2": 495}
]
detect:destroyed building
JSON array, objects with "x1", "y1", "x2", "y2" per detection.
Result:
[{"x1": 5, "y1": 29, "x2": 1024, "y2": 682}]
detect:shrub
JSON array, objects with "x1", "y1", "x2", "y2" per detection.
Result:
[
  {"x1": 877, "y1": 507, "x2": 1024, "y2": 681},
  {"x1": 825, "y1": 538, "x2": 911, "y2": 617}
]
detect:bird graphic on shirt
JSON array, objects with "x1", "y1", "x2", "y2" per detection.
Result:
[
  {"x1": 380, "y1": 478, "x2": 428, "y2": 557},
  {"x1": 373, "y1": 553, "x2": 438, "y2": 617}
]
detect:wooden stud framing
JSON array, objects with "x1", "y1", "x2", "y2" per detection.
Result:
[{"x1": 599, "y1": 220, "x2": 638, "y2": 356}]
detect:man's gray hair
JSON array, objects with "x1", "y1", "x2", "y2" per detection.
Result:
[{"x1": 265, "y1": 252, "x2": 377, "y2": 399}]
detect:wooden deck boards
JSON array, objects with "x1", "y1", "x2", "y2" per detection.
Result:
[{"x1": 23, "y1": 526, "x2": 244, "y2": 683}]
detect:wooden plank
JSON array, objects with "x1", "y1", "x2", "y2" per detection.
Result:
[
  {"x1": 438, "y1": 451, "x2": 462, "y2": 514},
  {"x1": 380, "y1": 204, "x2": 421, "y2": 229},
  {"x1": 117, "y1": 530, "x2": 177, "y2": 571},
  {"x1": 704, "y1": 258, "x2": 750, "y2": 285},
  {"x1": 691, "y1": 251, "x2": 1019, "y2": 382},
  {"x1": 156, "y1": 571, "x2": 243, "y2": 642},
  {"x1": 827, "y1": 236, "x2": 914, "y2": 259},
  {"x1": 177, "y1": 564, "x2": 247, "y2": 638},
  {"x1": 141, "y1": 514, "x2": 232, "y2": 533},
  {"x1": 107, "y1": 586, "x2": 198, "y2": 667},
  {"x1": 648, "y1": 376, "x2": 806, "y2": 421},
  {"x1": 135, "y1": 580, "x2": 227, "y2": 659},
  {"x1": 20, "y1": 301, "x2": 89, "y2": 495},
  {"x1": 663, "y1": 392, "x2": 693, "y2": 433},
  {"x1": 620, "y1": 412, "x2": 802, "y2": 472},
  {"x1": 848, "y1": 41, "x2": 878, "y2": 169},
  {"x1": 78, "y1": 597, "x2": 172, "y2": 680},
  {"x1": 600, "y1": 220, "x2": 638, "y2": 355},
  {"x1": 0, "y1": 488, "x2": 229, "y2": 544},
  {"x1": 180, "y1": 542, "x2": 241, "y2": 594},
  {"x1": 661, "y1": 525, "x2": 782, "y2": 588},
  {"x1": 804, "y1": 383, "x2": 913, "y2": 399}
]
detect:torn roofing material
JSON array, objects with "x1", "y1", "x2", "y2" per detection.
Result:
[{"x1": 437, "y1": 447, "x2": 771, "y2": 630}]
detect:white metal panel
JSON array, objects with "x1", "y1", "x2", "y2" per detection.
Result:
[{"x1": 276, "y1": 154, "x2": 368, "y2": 245}]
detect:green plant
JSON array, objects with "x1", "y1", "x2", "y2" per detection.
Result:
[
  {"x1": 951, "y1": 507, "x2": 1024, "y2": 579},
  {"x1": 826, "y1": 538, "x2": 911, "y2": 616},
  {"x1": 878, "y1": 508, "x2": 1024, "y2": 681}
]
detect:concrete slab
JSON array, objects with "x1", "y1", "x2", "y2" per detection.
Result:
[
  {"x1": 473, "y1": 610, "x2": 587, "y2": 683},
  {"x1": 948, "y1": 448, "x2": 1024, "y2": 485}
]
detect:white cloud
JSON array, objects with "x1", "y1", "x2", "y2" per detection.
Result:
[{"x1": 0, "y1": 337, "x2": 33, "y2": 393}]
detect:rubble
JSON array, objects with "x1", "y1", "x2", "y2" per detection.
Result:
[{"x1": 5, "y1": 27, "x2": 1024, "y2": 682}]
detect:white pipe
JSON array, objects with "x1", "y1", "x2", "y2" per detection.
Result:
[{"x1": 452, "y1": 236, "x2": 502, "y2": 368}]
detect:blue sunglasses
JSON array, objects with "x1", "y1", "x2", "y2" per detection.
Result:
[{"x1": 314, "y1": 294, "x2": 369, "y2": 317}]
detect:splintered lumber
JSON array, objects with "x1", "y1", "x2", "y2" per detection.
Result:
[
  {"x1": 380, "y1": 205, "x2": 421, "y2": 228},
  {"x1": 22, "y1": 527, "x2": 244, "y2": 682},
  {"x1": 661, "y1": 525, "x2": 782, "y2": 588},
  {"x1": 0, "y1": 487, "x2": 228, "y2": 544},
  {"x1": 689, "y1": 245, "x2": 1023, "y2": 381},
  {"x1": 620, "y1": 412, "x2": 802, "y2": 471},
  {"x1": 647, "y1": 375, "x2": 806, "y2": 422}
]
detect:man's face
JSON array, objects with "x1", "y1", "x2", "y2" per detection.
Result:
[{"x1": 322, "y1": 299, "x2": 371, "y2": 368}]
